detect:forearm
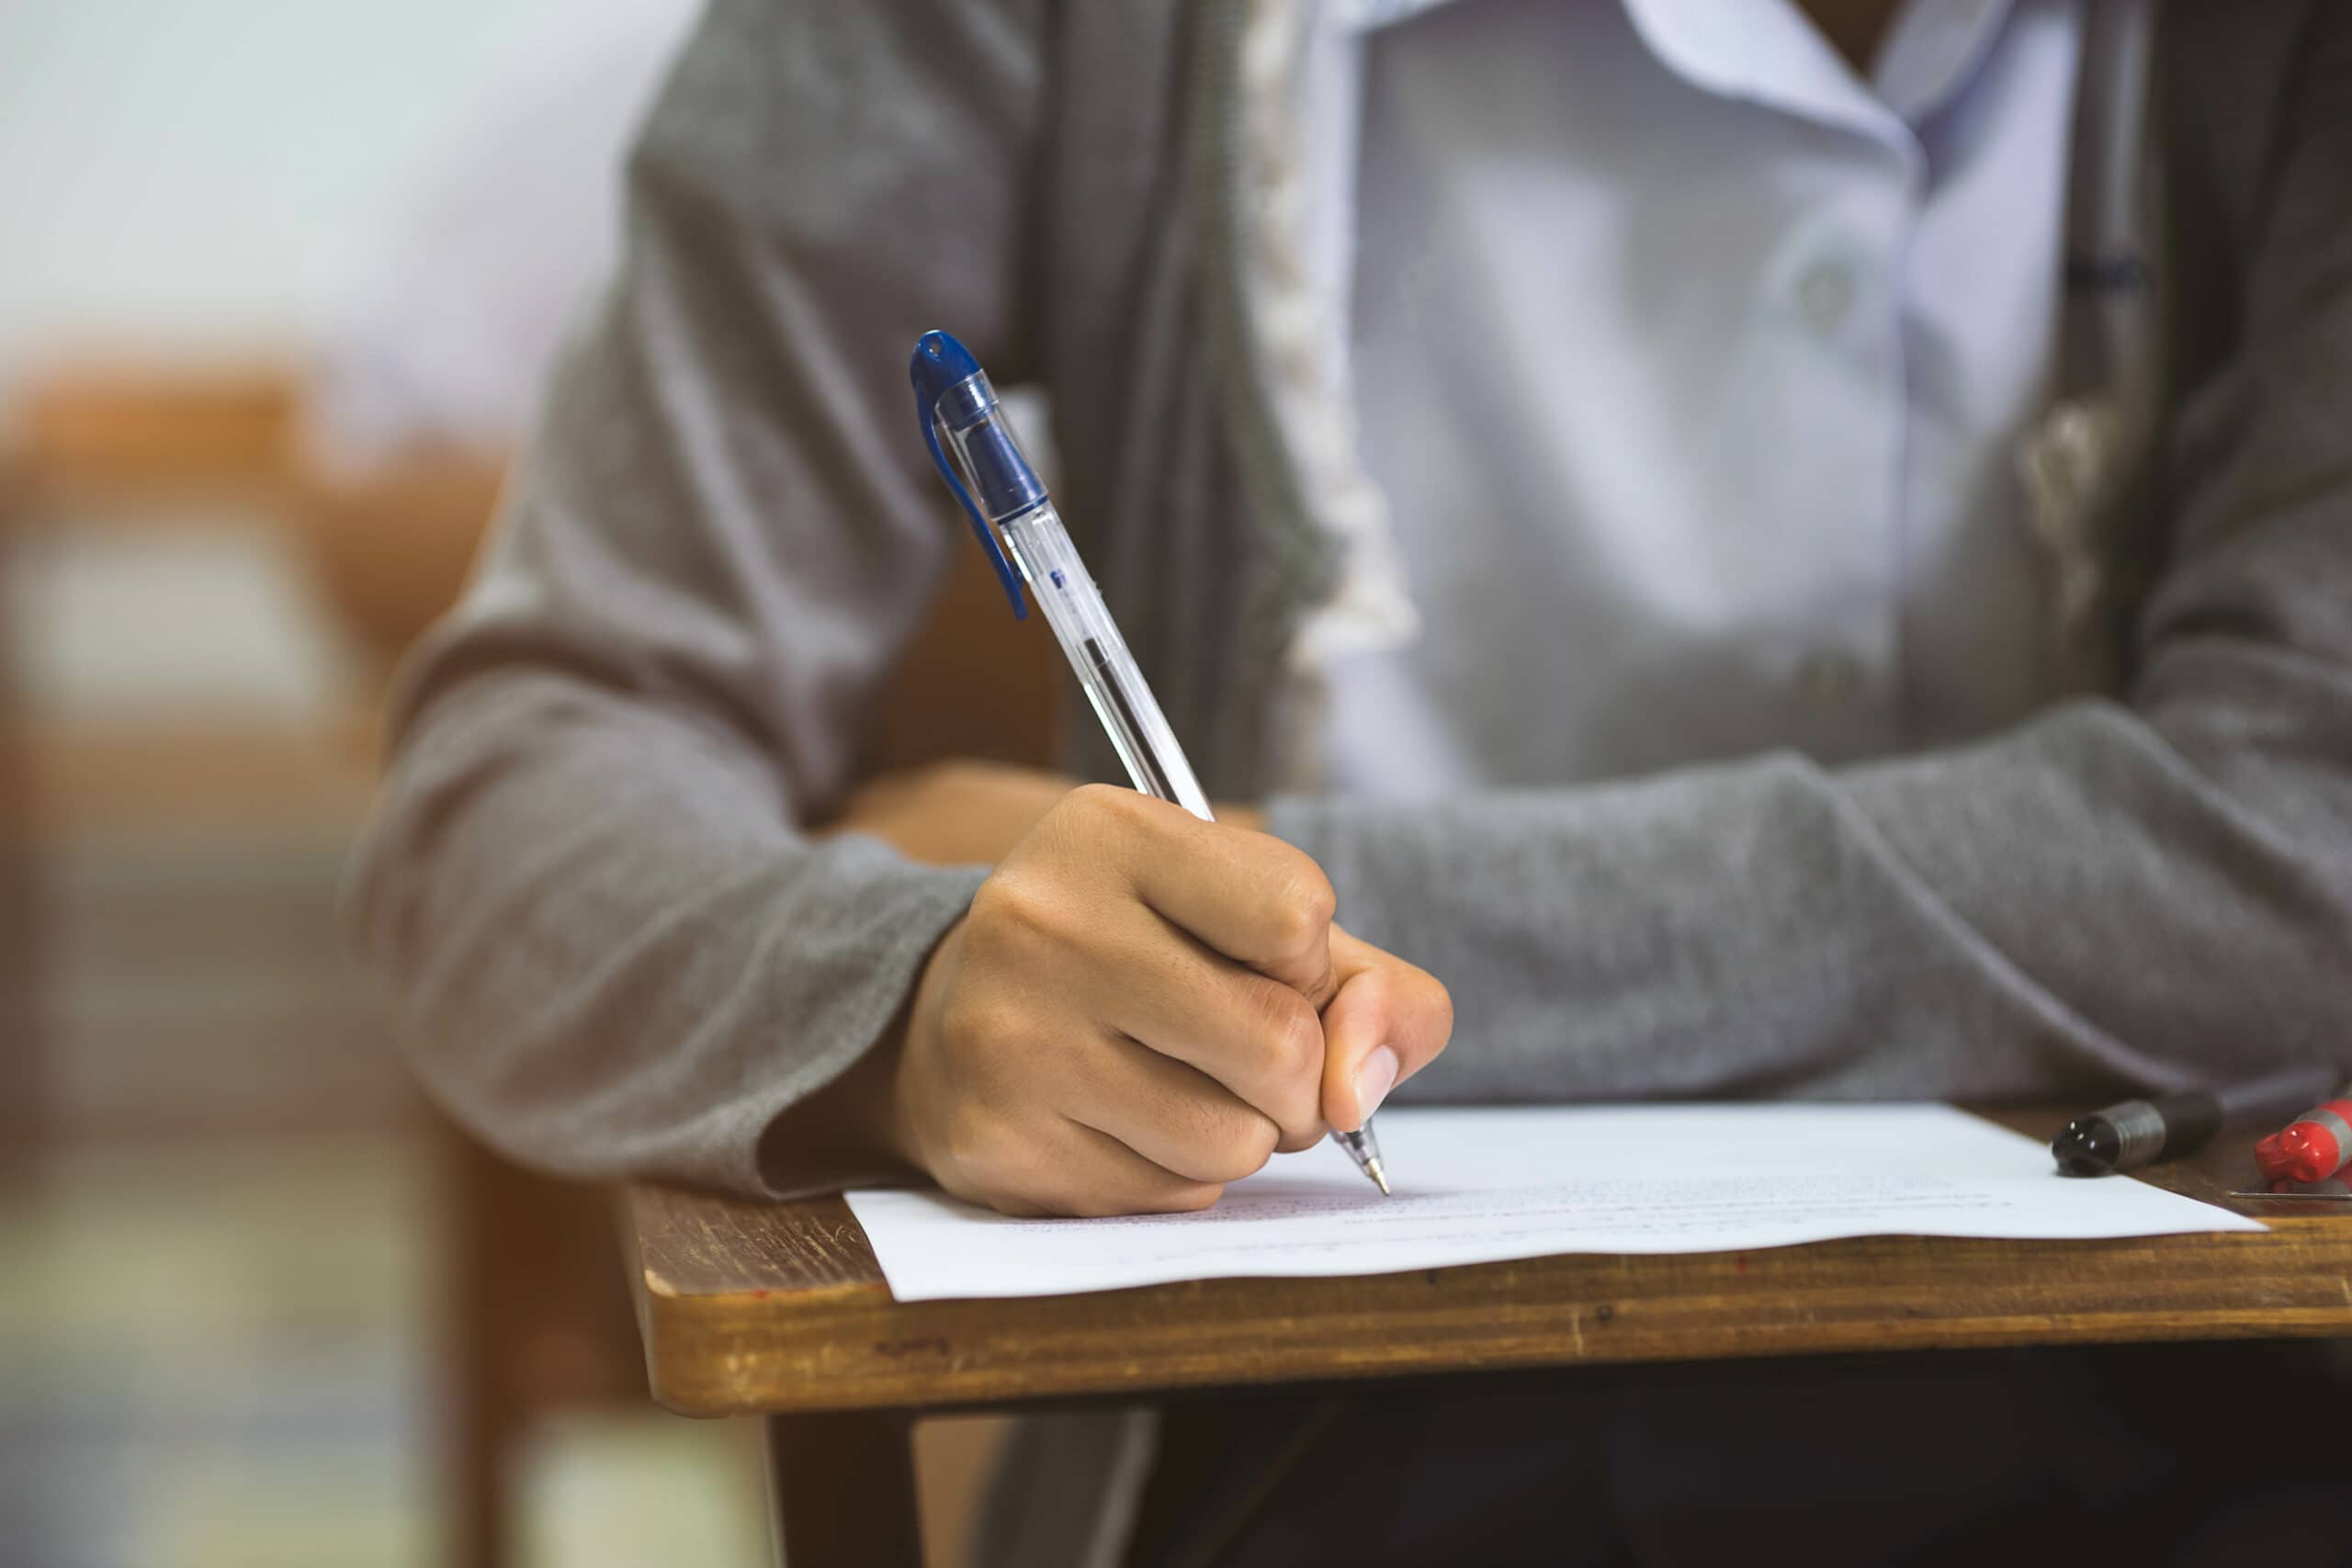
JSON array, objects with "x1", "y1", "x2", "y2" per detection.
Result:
[
  {"x1": 1270, "y1": 687, "x2": 2352, "y2": 1107},
  {"x1": 349, "y1": 670, "x2": 986, "y2": 1197},
  {"x1": 341, "y1": 0, "x2": 1059, "y2": 1197}
]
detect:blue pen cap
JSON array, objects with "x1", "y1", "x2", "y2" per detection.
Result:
[
  {"x1": 941, "y1": 378, "x2": 1046, "y2": 524},
  {"x1": 910, "y1": 330, "x2": 1042, "y2": 616},
  {"x1": 910, "y1": 329, "x2": 1045, "y2": 521}
]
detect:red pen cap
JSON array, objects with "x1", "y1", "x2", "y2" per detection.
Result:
[{"x1": 2256, "y1": 1099, "x2": 2352, "y2": 1186}]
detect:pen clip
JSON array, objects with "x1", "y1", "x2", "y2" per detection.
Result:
[{"x1": 911, "y1": 346, "x2": 1027, "y2": 621}]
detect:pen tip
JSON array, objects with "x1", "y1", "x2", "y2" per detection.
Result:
[{"x1": 1366, "y1": 1157, "x2": 1391, "y2": 1197}]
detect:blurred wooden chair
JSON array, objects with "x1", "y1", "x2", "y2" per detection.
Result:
[
  {"x1": 0, "y1": 361, "x2": 313, "y2": 1182},
  {"x1": 5, "y1": 351, "x2": 1052, "y2": 1562},
  {"x1": 8, "y1": 361, "x2": 298, "y2": 511},
  {"x1": 0, "y1": 362, "x2": 542, "y2": 1561},
  {"x1": 295, "y1": 412, "x2": 1053, "y2": 1568},
  {"x1": 0, "y1": 446, "x2": 38, "y2": 1182}
]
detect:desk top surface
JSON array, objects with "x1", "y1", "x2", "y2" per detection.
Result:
[{"x1": 624, "y1": 1107, "x2": 2352, "y2": 1417}]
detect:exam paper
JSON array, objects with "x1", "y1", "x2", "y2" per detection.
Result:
[{"x1": 844, "y1": 1105, "x2": 2263, "y2": 1302}]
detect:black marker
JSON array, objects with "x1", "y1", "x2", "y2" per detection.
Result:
[{"x1": 2052, "y1": 1065, "x2": 2340, "y2": 1177}]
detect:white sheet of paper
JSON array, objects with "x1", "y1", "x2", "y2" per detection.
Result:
[{"x1": 844, "y1": 1104, "x2": 2263, "y2": 1302}]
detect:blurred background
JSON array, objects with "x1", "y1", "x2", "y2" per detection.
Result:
[{"x1": 0, "y1": 3, "x2": 1005, "y2": 1563}]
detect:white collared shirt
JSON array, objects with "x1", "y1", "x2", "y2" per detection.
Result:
[{"x1": 1323, "y1": 0, "x2": 2088, "y2": 795}]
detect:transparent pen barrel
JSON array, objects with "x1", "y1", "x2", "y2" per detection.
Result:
[{"x1": 995, "y1": 504, "x2": 1214, "y2": 822}]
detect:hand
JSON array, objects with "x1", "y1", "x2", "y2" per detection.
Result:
[{"x1": 878, "y1": 784, "x2": 1450, "y2": 1216}]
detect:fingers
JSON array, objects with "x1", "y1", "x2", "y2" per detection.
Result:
[
  {"x1": 906, "y1": 784, "x2": 1449, "y2": 1219},
  {"x1": 1066, "y1": 1032, "x2": 1288, "y2": 1184},
  {"x1": 977, "y1": 790, "x2": 1334, "y2": 1145},
  {"x1": 1318, "y1": 925, "x2": 1454, "y2": 1134},
  {"x1": 1059, "y1": 786, "x2": 1340, "y2": 1005},
  {"x1": 936, "y1": 1110, "x2": 1227, "y2": 1218},
  {"x1": 1065, "y1": 913, "x2": 1328, "y2": 1149}
]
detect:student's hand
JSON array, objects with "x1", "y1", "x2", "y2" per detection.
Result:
[{"x1": 879, "y1": 784, "x2": 1450, "y2": 1216}]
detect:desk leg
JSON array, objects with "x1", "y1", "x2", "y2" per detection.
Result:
[{"x1": 767, "y1": 1411, "x2": 922, "y2": 1568}]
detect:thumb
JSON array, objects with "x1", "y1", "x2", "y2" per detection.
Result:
[{"x1": 1318, "y1": 925, "x2": 1453, "y2": 1134}]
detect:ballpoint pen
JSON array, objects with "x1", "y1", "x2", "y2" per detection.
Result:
[
  {"x1": 2051, "y1": 1064, "x2": 2340, "y2": 1177},
  {"x1": 910, "y1": 328, "x2": 1389, "y2": 1196}
]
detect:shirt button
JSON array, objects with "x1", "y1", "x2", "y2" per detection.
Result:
[
  {"x1": 1797, "y1": 262, "x2": 1856, "y2": 333},
  {"x1": 1796, "y1": 648, "x2": 1865, "y2": 705}
]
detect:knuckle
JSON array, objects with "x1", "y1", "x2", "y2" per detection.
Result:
[
  {"x1": 1230, "y1": 1114, "x2": 1281, "y2": 1177},
  {"x1": 1237, "y1": 982, "x2": 1325, "y2": 1141},
  {"x1": 967, "y1": 870, "x2": 1044, "y2": 937},
  {"x1": 1182, "y1": 1104, "x2": 1281, "y2": 1183},
  {"x1": 935, "y1": 1102, "x2": 998, "y2": 1175},
  {"x1": 937, "y1": 987, "x2": 1022, "y2": 1061},
  {"x1": 1265, "y1": 863, "x2": 1337, "y2": 954},
  {"x1": 1250, "y1": 981, "x2": 1323, "y2": 1080},
  {"x1": 967, "y1": 869, "x2": 1084, "y2": 960},
  {"x1": 1066, "y1": 781, "x2": 1127, "y2": 812},
  {"x1": 1064, "y1": 781, "x2": 1146, "y2": 833},
  {"x1": 962, "y1": 874, "x2": 1015, "y2": 941}
]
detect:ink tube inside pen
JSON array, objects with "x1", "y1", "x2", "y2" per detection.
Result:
[
  {"x1": 928, "y1": 372, "x2": 1211, "y2": 818},
  {"x1": 997, "y1": 501, "x2": 1213, "y2": 821}
]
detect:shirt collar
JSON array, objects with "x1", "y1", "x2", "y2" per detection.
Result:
[
  {"x1": 1617, "y1": 0, "x2": 1895, "y2": 139},
  {"x1": 1333, "y1": 0, "x2": 1458, "y2": 29},
  {"x1": 1874, "y1": 0, "x2": 2018, "y2": 122},
  {"x1": 1340, "y1": 0, "x2": 2019, "y2": 139}
]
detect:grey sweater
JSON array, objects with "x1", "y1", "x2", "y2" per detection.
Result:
[{"x1": 350, "y1": 0, "x2": 2352, "y2": 1205}]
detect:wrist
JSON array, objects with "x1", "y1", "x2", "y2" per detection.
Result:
[
  {"x1": 879, "y1": 912, "x2": 967, "y2": 1172},
  {"x1": 752, "y1": 914, "x2": 963, "y2": 1191}
]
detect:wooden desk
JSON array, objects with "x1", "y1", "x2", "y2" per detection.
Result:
[{"x1": 622, "y1": 1108, "x2": 2352, "y2": 1566}]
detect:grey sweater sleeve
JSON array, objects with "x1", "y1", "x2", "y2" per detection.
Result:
[
  {"x1": 1272, "y1": 22, "x2": 2352, "y2": 1107},
  {"x1": 345, "y1": 0, "x2": 1040, "y2": 1196}
]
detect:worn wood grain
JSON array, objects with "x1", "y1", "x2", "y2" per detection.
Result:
[{"x1": 627, "y1": 1108, "x2": 2352, "y2": 1417}]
